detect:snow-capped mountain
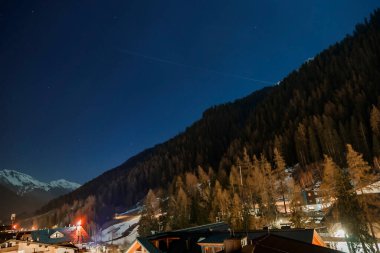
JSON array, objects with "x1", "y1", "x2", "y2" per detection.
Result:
[
  {"x1": 0, "y1": 169, "x2": 81, "y2": 222},
  {"x1": 48, "y1": 179, "x2": 81, "y2": 190},
  {"x1": 0, "y1": 169, "x2": 80, "y2": 196}
]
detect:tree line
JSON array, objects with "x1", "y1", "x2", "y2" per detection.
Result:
[{"x1": 139, "y1": 144, "x2": 380, "y2": 253}]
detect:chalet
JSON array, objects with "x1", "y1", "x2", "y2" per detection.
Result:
[
  {"x1": 197, "y1": 228, "x2": 326, "y2": 253},
  {"x1": 0, "y1": 239, "x2": 78, "y2": 253},
  {"x1": 126, "y1": 222, "x2": 228, "y2": 253},
  {"x1": 30, "y1": 226, "x2": 89, "y2": 245},
  {"x1": 198, "y1": 234, "x2": 248, "y2": 253},
  {"x1": 216, "y1": 233, "x2": 343, "y2": 253}
]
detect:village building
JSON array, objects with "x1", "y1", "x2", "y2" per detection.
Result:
[
  {"x1": 30, "y1": 226, "x2": 89, "y2": 245},
  {"x1": 0, "y1": 239, "x2": 78, "y2": 253},
  {"x1": 0, "y1": 225, "x2": 91, "y2": 253},
  {"x1": 125, "y1": 222, "x2": 343, "y2": 253}
]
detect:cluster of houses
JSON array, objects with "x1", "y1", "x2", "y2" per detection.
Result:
[
  {"x1": 1, "y1": 221, "x2": 345, "y2": 253},
  {"x1": 1, "y1": 180, "x2": 378, "y2": 253},
  {"x1": 0, "y1": 225, "x2": 89, "y2": 253},
  {"x1": 126, "y1": 222, "x2": 343, "y2": 253}
]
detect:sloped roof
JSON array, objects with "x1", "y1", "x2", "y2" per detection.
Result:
[
  {"x1": 146, "y1": 222, "x2": 229, "y2": 241},
  {"x1": 31, "y1": 226, "x2": 89, "y2": 244},
  {"x1": 199, "y1": 229, "x2": 316, "y2": 245},
  {"x1": 173, "y1": 222, "x2": 229, "y2": 233},
  {"x1": 248, "y1": 228, "x2": 315, "y2": 243},
  {"x1": 136, "y1": 237, "x2": 162, "y2": 253},
  {"x1": 250, "y1": 234, "x2": 343, "y2": 253}
]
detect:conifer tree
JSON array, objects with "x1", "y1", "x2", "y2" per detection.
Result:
[
  {"x1": 197, "y1": 166, "x2": 211, "y2": 224},
  {"x1": 175, "y1": 187, "x2": 190, "y2": 229},
  {"x1": 138, "y1": 190, "x2": 159, "y2": 236},
  {"x1": 319, "y1": 155, "x2": 339, "y2": 207},
  {"x1": 335, "y1": 167, "x2": 374, "y2": 253},
  {"x1": 246, "y1": 156, "x2": 266, "y2": 229},
  {"x1": 259, "y1": 154, "x2": 277, "y2": 226},
  {"x1": 197, "y1": 166, "x2": 210, "y2": 185},
  {"x1": 320, "y1": 154, "x2": 375, "y2": 252},
  {"x1": 289, "y1": 181, "x2": 306, "y2": 228},
  {"x1": 346, "y1": 144, "x2": 379, "y2": 252},
  {"x1": 209, "y1": 180, "x2": 229, "y2": 223},
  {"x1": 229, "y1": 165, "x2": 241, "y2": 194},
  {"x1": 346, "y1": 144, "x2": 374, "y2": 189},
  {"x1": 273, "y1": 148, "x2": 288, "y2": 213},
  {"x1": 231, "y1": 193, "x2": 243, "y2": 230}
]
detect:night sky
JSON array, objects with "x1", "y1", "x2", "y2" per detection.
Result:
[{"x1": 1, "y1": 1, "x2": 379, "y2": 184}]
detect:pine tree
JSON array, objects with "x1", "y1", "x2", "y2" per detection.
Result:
[
  {"x1": 289, "y1": 181, "x2": 306, "y2": 228},
  {"x1": 319, "y1": 155, "x2": 339, "y2": 207},
  {"x1": 138, "y1": 190, "x2": 159, "y2": 236},
  {"x1": 175, "y1": 187, "x2": 191, "y2": 229},
  {"x1": 346, "y1": 144, "x2": 374, "y2": 189},
  {"x1": 247, "y1": 156, "x2": 266, "y2": 229},
  {"x1": 184, "y1": 172, "x2": 200, "y2": 224},
  {"x1": 230, "y1": 193, "x2": 243, "y2": 230},
  {"x1": 273, "y1": 148, "x2": 288, "y2": 214},
  {"x1": 197, "y1": 166, "x2": 209, "y2": 185},
  {"x1": 229, "y1": 165, "x2": 241, "y2": 194},
  {"x1": 346, "y1": 144, "x2": 379, "y2": 252},
  {"x1": 335, "y1": 168, "x2": 374, "y2": 253},
  {"x1": 320, "y1": 153, "x2": 375, "y2": 253},
  {"x1": 196, "y1": 166, "x2": 211, "y2": 224},
  {"x1": 259, "y1": 154, "x2": 277, "y2": 226},
  {"x1": 209, "y1": 180, "x2": 229, "y2": 223}
]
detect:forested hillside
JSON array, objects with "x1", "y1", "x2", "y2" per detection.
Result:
[{"x1": 33, "y1": 9, "x2": 380, "y2": 231}]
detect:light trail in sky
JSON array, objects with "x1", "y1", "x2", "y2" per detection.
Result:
[{"x1": 118, "y1": 48, "x2": 275, "y2": 85}]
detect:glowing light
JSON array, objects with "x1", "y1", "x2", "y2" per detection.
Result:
[
  {"x1": 335, "y1": 229, "x2": 346, "y2": 237},
  {"x1": 13, "y1": 225, "x2": 17, "y2": 229},
  {"x1": 76, "y1": 219, "x2": 82, "y2": 226}
]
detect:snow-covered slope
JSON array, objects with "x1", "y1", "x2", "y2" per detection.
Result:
[
  {"x1": 99, "y1": 215, "x2": 140, "y2": 246},
  {"x1": 0, "y1": 169, "x2": 80, "y2": 195}
]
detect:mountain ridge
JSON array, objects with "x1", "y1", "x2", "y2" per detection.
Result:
[
  {"x1": 33, "y1": 9, "x2": 380, "y2": 227},
  {"x1": 0, "y1": 169, "x2": 81, "y2": 222},
  {"x1": 0, "y1": 169, "x2": 80, "y2": 195}
]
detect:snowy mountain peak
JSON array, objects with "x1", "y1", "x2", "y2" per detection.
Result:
[
  {"x1": 48, "y1": 179, "x2": 80, "y2": 190},
  {"x1": 0, "y1": 169, "x2": 80, "y2": 195}
]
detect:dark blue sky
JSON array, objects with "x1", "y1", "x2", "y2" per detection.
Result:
[{"x1": 0, "y1": 1, "x2": 379, "y2": 184}]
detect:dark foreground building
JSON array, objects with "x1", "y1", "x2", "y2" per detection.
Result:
[{"x1": 126, "y1": 222, "x2": 343, "y2": 253}]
